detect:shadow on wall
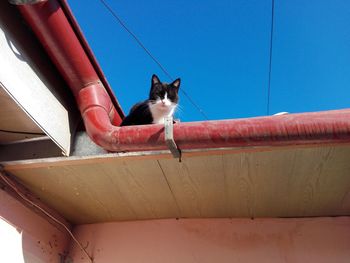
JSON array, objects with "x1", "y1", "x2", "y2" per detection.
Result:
[
  {"x1": 0, "y1": 1, "x2": 81, "y2": 145},
  {"x1": 0, "y1": 1, "x2": 68, "y2": 101}
]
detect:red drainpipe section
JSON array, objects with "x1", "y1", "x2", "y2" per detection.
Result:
[{"x1": 14, "y1": 0, "x2": 350, "y2": 153}]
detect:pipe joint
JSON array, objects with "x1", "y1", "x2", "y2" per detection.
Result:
[{"x1": 77, "y1": 83, "x2": 113, "y2": 114}]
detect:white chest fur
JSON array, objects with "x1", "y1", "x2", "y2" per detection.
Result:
[
  {"x1": 149, "y1": 103, "x2": 176, "y2": 124},
  {"x1": 148, "y1": 92, "x2": 176, "y2": 124}
]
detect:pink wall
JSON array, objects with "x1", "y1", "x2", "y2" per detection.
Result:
[
  {"x1": 4, "y1": 183, "x2": 347, "y2": 263},
  {"x1": 69, "y1": 217, "x2": 350, "y2": 263},
  {"x1": 0, "y1": 189, "x2": 70, "y2": 263}
]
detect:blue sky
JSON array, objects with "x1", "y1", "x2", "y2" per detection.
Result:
[{"x1": 69, "y1": 0, "x2": 350, "y2": 122}]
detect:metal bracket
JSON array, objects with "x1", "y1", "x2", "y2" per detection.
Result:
[{"x1": 164, "y1": 116, "x2": 181, "y2": 160}]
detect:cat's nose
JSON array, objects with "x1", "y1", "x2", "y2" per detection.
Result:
[{"x1": 161, "y1": 100, "x2": 165, "y2": 104}]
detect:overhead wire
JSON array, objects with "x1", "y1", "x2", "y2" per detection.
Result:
[
  {"x1": 98, "y1": 0, "x2": 209, "y2": 120},
  {"x1": 0, "y1": 170, "x2": 93, "y2": 262},
  {"x1": 266, "y1": 0, "x2": 275, "y2": 115}
]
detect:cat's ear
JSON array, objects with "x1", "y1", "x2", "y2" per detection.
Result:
[
  {"x1": 171, "y1": 78, "x2": 181, "y2": 91},
  {"x1": 151, "y1": 74, "x2": 161, "y2": 86}
]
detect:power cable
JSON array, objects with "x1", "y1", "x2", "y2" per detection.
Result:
[
  {"x1": 0, "y1": 170, "x2": 93, "y2": 262},
  {"x1": 266, "y1": 0, "x2": 275, "y2": 115},
  {"x1": 98, "y1": 0, "x2": 209, "y2": 120}
]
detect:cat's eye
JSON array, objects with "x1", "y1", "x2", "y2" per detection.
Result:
[{"x1": 157, "y1": 91, "x2": 165, "y2": 98}]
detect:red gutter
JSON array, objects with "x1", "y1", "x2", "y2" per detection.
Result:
[
  {"x1": 59, "y1": 0, "x2": 124, "y2": 121},
  {"x1": 14, "y1": 0, "x2": 350, "y2": 153},
  {"x1": 15, "y1": 0, "x2": 123, "y2": 126}
]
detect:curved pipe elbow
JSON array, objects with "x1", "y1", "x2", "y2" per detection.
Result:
[
  {"x1": 82, "y1": 106, "x2": 169, "y2": 152},
  {"x1": 78, "y1": 84, "x2": 168, "y2": 152}
]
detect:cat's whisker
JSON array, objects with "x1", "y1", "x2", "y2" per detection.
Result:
[
  {"x1": 175, "y1": 104, "x2": 184, "y2": 113},
  {"x1": 176, "y1": 104, "x2": 183, "y2": 110}
]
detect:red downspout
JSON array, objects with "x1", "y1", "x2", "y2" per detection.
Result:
[{"x1": 14, "y1": 0, "x2": 350, "y2": 153}]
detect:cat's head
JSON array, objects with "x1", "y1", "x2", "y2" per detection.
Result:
[{"x1": 149, "y1": 74, "x2": 180, "y2": 111}]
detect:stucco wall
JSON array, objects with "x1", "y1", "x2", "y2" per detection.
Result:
[{"x1": 69, "y1": 217, "x2": 350, "y2": 263}]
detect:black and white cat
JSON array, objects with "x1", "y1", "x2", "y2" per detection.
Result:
[{"x1": 120, "y1": 74, "x2": 180, "y2": 126}]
